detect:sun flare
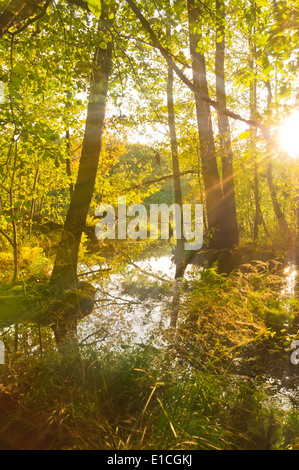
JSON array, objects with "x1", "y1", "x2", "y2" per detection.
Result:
[{"x1": 278, "y1": 111, "x2": 299, "y2": 159}]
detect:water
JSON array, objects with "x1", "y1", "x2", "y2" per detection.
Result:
[
  {"x1": 234, "y1": 262, "x2": 299, "y2": 409},
  {"x1": 78, "y1": 254, "x2": 299, "y2": 408},
  {"x1": 78, "y1": 255, "x2": 176, "y2": 350},
  {"x1": 78, "y1": 252, "x2": 200, "y2": 351},
  {"x1": 281, "y1": 264, "x2": 297, "y2": 297}
]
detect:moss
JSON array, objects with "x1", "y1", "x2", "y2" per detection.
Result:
[{"x1": 0, "y1": 281, "x2": 96, "y2": 328}]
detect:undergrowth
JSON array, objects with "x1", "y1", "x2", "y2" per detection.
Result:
[
  {"x1": 0, "y1": 260, "x2": 299, "y2": 450},
  {"x1": 0, "y1": 345, "x2": 298, "y2": 450}
]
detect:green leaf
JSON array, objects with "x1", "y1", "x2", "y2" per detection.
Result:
[{"x1": 87, "y1": 0, "x2": 102, "y2": 19}]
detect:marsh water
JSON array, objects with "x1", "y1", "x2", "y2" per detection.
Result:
[
  {"x1": 231, "y1": 263, "x2": 299, "y2": 410},
  {"x1": 78, "y1": 252, "x2": 299, "y2": 410},
  {"x1": 78, "y1": 254, "x2": 180, "y2": 349}
]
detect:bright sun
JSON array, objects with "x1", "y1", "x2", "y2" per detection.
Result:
[{"x1": 278, "y1": 111, "x2": 299, "y2": 159}]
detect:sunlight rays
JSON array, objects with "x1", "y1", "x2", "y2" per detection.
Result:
[{"x1": 278, "y1": 111, "x2": 299, "y2": 159}]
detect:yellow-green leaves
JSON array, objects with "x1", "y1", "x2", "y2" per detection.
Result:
[
  {"x1": 87, "y1": 0, "x2": 102, "y2": 19},
  {"x1": 239, "y1": 130, "x2": 251, "y2": 140}
]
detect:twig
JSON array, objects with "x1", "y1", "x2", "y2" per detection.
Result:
[
  {"x1": 126, "y1": 170, "x2": 197, "y2": 191},
  {"x1": 0, "y1": 227, "x2": 14, "y2": 247},
  {"x1": 79, "y1": 328, "x2": 109, "y2": 346},
  {"x1": 117, "y1": 249, "x2": 174, "y2": 282},
  {"x1": 10, "y1": 0, "x2": 53, "y2": 37},
  {"x1": 95, "y1": 287, "x2": 140, "y2": 303},
  {"x1": 78, "y1": 268, "x2": 112, "y2": 277}
]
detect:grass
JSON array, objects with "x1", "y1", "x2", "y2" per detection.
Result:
[{"x1": 0, "y1": 344, "x2": 299, "y2": 450}]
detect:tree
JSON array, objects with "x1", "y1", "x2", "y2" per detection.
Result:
[
  {"x1": 49, "y1": 8, "x2": 113, "y2": 346},
  {"x1": 0, "y1": 0, "x2": 299, "y2": 344},
  {"x1": 215, "y1": 0, "x2": 239, "y2": 247}
]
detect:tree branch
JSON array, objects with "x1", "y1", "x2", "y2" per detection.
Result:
[
  {"x1": 10, "y1": 0, "x2": 52, "y2": 36},
  {"x1": 117, "y1": 249, "x2": 173, "y2": 282},
  {"x1": 0, "y1": 0, "x2": 45, "y2": 36},
  {"x1": 126, "y1": 0, "x2": 273, "y2": 145},
  {"x1": 66, "y1": 0, "x2": 88, "y2": 10},
  {"x1": 0, "y1": 227, "x2": 14, "y2": 248},
  {"x1": 0, "y1": 0, "x2": 88, "y2": 37},
  {"x1": 127, "y1": 170, "x2": 197, "y2": 191}
]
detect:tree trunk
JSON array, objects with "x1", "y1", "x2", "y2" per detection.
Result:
[
  {"x1": 248, "y1": 2, "x2": 263, "y2": 242},
  {"x1": 266, "y1": 162, "x2": 289, "y2": 237},
  {"x1": 167, "y1": 65, "x2": 185, "y2": 279},
  {"x1": 49, "y1": 19, "x2": 113, "y2": 348},
  {"x1": 196, "y1": 145, "x2": 208, "y2": 235},
  {"x1": 187, "y1": 0, "x2": 228, "y2": 249},
  {"x1": 215, "y1": 0, "x2": 239, "y2": 247},
  {"x1": 51, "y1": 23, "x2": 113, "y2": 293},
  {"x1": 264, "y1": 80, "x2": 289, "y2": 240},
  {"x1": 166, "y1": 64, "x2": 185, "y2": 329},
  {"x1": 10, "y1": 142, "x2": 19, "y2": 283},
  {"x1": 29, "y1": 160, "x2": 39, "y2": 238},
  {"x1": 65, "y1": 129, "x2": 74, "y2": 198}
]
